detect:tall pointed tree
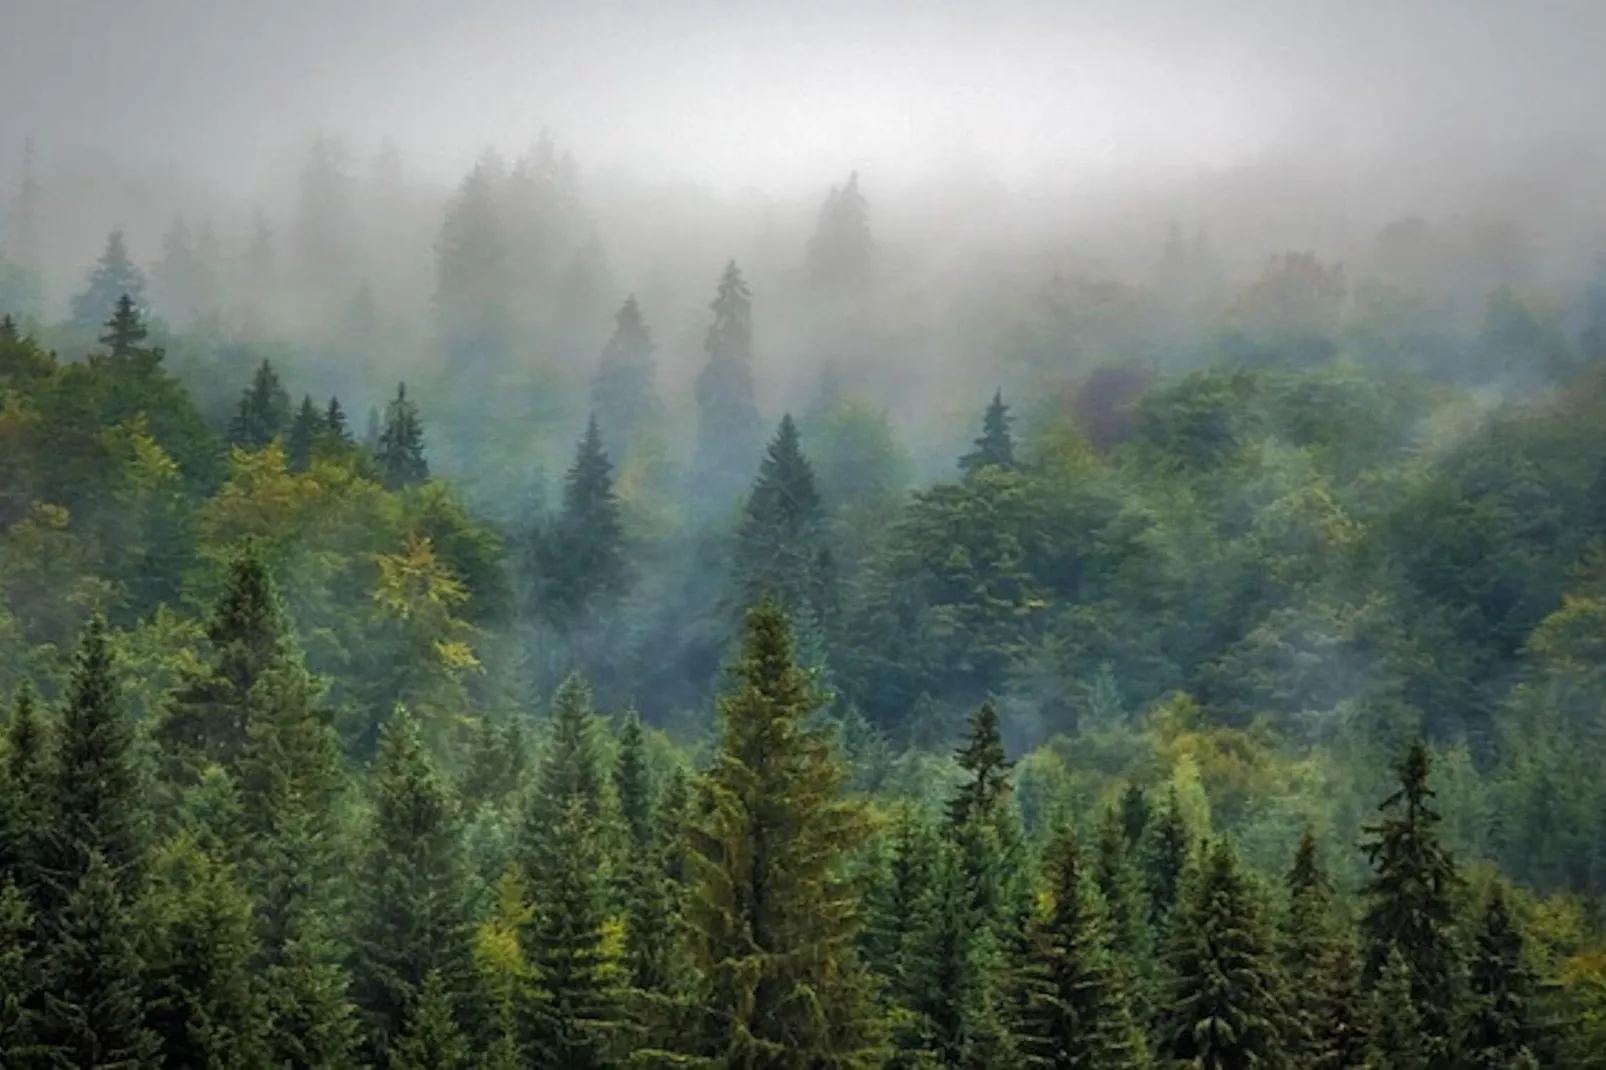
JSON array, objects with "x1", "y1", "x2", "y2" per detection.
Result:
[
  {"x1": 228, "y1": 359, "x2": 293, "y2": 450},
  {"x1": 734, "y1": 413, "x2": 827, "y2": 615},
  {"x1": 98, "y1": 294, "x2": 150, "y2": 361},
  {"x1": 1159, "y1": 839, "x2": 1289, "y2": 1070},
  {"x1": 387, "y1": 970, "x2": 470, "y2": 1070},
  {"x1": 377, "y1": 382, "x2": 429, "y2": 489},
  {"x1": 1462, "y1": 882, "x2": 1537, "y2": 1070},
  {"x1": 1282, "y1": 828, "x2": 1367, "y2": 1069},
  {"x1": 1140, "y1": 786, "x2": 1190, "y2": 933},
  {"x1": 0, "y1": 881, "x2": 36, "y2": 1065},
  {"x1": 1360, "y1": 739, "x2": 1462, "y2": 1064},
  {"x1": 70, "y1": 229, "x2": 146, "y2": 332},
  {"x1": 947, "y1": 700, "x2": 1012, "y2": 830},
  {"x1": 1018, "y1": 824, "x2": 1148, "y2": 1070},
  {"x1": 864, "y1": 805, "x2": 938, "y2": 1000},
  {"x1": 958, "y1": 390, "x2": 1015, "y2": 475},
  {"x1": 287, "y1": 394, "x2": 321, "y2": 471},
  {"x1": 591, "y1": 294, "x2": 661, "y2": 460},
  {"x1": 1092, "y1": 803, "x2": 1150, "y2": 968},
  {"x1": 806, "y1": 171, "x2": 874, "y2": 290},
  {"x1": 693, "y1": 260, "x2": 763, "y2": 513},
  {"x1": 536, "y1": 415, "x2": 627, "y2": 626},
  {"x1": 1366, "y1": 946, "x2": 1425, "y2": 1070},
  {"x1": 683, "y1": 597, "x2": 885, "y2": 1067},
  {"x1": 0, "y1": 685, "x2": 48, "y2": 906}
]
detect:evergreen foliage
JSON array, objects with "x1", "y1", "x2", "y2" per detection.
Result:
[
  {"x1": 692, "y1": 260, "x2": 763, "y2": 512},
  {"x1": 591, "y1": 294, "x2": 660, "y2": 460},
  {"x1": 70, "y1": 229, "x2": 147, "y2": 333},
  {"x1": 958, "y1": 391, "x2": 1016, "y2": 475},
  {"x1": 377, "y1": 382, "x2": 429, "y2": 489},
  {"x1": 1462, "y1": 882, "x2": 1537, "y2": 1070},
  {"x1": 536, "y1": 415, "x2": 628, "y2": 626},
  {"x1": 229, "y1": 359, "x2": 294, "y2": 450},
  {"x1": 734, "y1": 413, "x2": 827, "y2": 615}
]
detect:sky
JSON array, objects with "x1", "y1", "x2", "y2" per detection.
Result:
[{"x1": 5, "y1": 0, "x2": 1606, "y2": 196}]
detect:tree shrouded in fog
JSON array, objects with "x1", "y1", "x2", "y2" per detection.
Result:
[
  {"x1": 436, "y1": 152, "x2": 511, "y2": 369},
  {"x1": 70, "y1": 229, "x2": 146, "y2": 332},
  {"x1": 591, "y1": 294, "x2": 660, "y2": 461},
  {"x1": 377, "y1": 382, "x2": 429, "y2": 489},
  {"x1": 693, "y1": 260, "x2": 763, "y2": 514},
  {"x1": 807, "y1": 171, "x2": 874, "y2": 290}
]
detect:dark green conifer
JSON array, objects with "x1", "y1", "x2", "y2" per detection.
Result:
[
  {"x1": 262, "y1": 916, "x2": 364, "y2": 1070},
  {"x1": 1119, "y1": 781, "x2": 1150, "y2": 848},
  {"x1": 326, "y1": 396, "x2": 352, "y2": 444},
  {"x1": 387, "y1": 970, "x2": 469, "y2": 1070},
  {"x1": 1462, "y1": 882, "x2": 1537, "y2": 1070},
  {"x1": 683, "y1": 597, "x2": 885, "y2": 1067},
  {"x1": 1018, "y1": 824, "x2": 1148, "y2": 1069},
  {"x1": 1140, "y1": 787, "x2": 1190, "y2": 932},
  {"x1": 1366, "y1": 946, "x2": 1426, "y2": 1070},
  {"x1": 70, "y1": 229, "x2": 147, "y2": 332},
  {"x1": 1092, "y1": 803, "x2": 1150, "y2": 966},
  {"x1": 735, "y1": 413, "x2": 827, "y2": 616},
  {"x1": 1360, "y1": 739, "x2": 1461, "y2": 1064},
  {"x1": 228, "y1": 359, "x2": 293, "y2": 450},
  {"x1": 0, "y1": 882, "x2": 38, "y2": 1065},
  {"x1": 591, "y1": 294, "x2": 661, "y2": 460},
  {"x1": 0, "y1": 315, "x2": 17, "y2": 343},
  {"x1": 377, "y1": 382, "x2": 429, "y2": 489},
  {"x1": 352, "y1": 710, "x2": 476, "y2": 1060},
  {"x1": 1159, "y1": 839, "x2": 1289, "y2": 1070},
  {"x1": 98, "y1": 293, "x2": 149, "y2": 361},
  {"x1": 287, "y1": 394, "x2": 320, "y2": 471},
  {"x1": 958, "y1": 390, "x2": 1015, "y2": 475},
  {"x1": 536, "y1": 415, "x2": 628, "y2": 626},
  {"x1": 1282, "y1": 828, "x2": 1367, "y2": 1069},
  {"x1": 39, "y1": 852, "x2": 162, "y2": 1069},
  {"x1": 864, "y1": 805, "x2": 938, "y2": 999},
  {"x1": 1, "y1": 686, "x2": 48, "y2": 906},
  {"x1": 946, "y1": 700, "x2": 1012, "y2": 830},
  {"x1": 899, "y1": 839, "x2": 998, "y2": 1069}
]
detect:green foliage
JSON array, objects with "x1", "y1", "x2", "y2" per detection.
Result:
[
  {"x1": 378, "y1": 383, "x2": 429, "y2": 490},
  {"x1": 70, "y1": 229, "x2": 147, "y2": 333},
  {"x1": 959, "y1": 390, "x2": 1016, "y2": 475},
  {"x1": 1462, "y1": 882, "x2": 1537, "y2": 1069},
  {"x1": 537, "y1": 415, "x2": 628, "y2": 626},
  {"x1": 592, "y1": 295, "x2": 661, "y2": 463},
  {"x1": 229, "y1": 359, "x2": 293, "y2": 450},
  {"x1": 735, "y1": 413, "x2": 827, "y2": 616},
  {"x1": 387, "y1": 970, "x2": 469, "y2": 1070},
  {"x1": 692, "y1": 260, "x2": 763, "y2": 513}
]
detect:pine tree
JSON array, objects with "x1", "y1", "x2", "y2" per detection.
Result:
[
  {"x1": 536, "y1": 415, "x2": 628, "y2": 626},
  {"x1": 0, "y1": 685, "x2": 48, "y2": 907},
  {"x1": 436, "y1": 153, "x2": 512, "y2": 369},
  {"x1": 326, "y1": 396, "x2": 352, "y2": 445},
  {"x1": 352, "y1": 710, "x2": 476, "y2": 1060},
  {"x1": 614, "y1": 711, "x2": 681, "y2": 1003},
  {"x1": 98, "y1": 293, "x2": 149, "y2": 361},
  {"x1": 591, "y1": 294, "x2": 661, "y2": 460},
  {"x1": 228, "y1": 359, "x2": 293, "y2": 450},
  {"x1": 1159, "y1": 839, "x2": 1289, "y2": 1070},
  {"x1": 1281, "y1": 829, "x2": 1367, "y2": 1069},
  {"x1": 864, "y1": 805, "x2": 938, "y2": 1000},
  {"x1": 1360, "y1": 739, "x2": 1461, "y2": 1064},
  {"x1": 734, "y1": 413, "x2": 828, "y2": 617},
  {"x1": 139, "y1": 835, "x2": 270, "y2": 1069},
  {"x1": 692, "y1": 260, "x2": 764, "y2": 513},
  {"x1": 898, "y1": 838, "x2": 996, "y2": 1069},
  {"x1": 377, "y1": 382, "x2": 429, "y2": 489},
  {"x1": 46, "y1": 617, "x2": 145, "y2": 909},
  {"x1": 946, "y1": 701, "x2": 1012, "y2": 830},
  {"x1": 70, "y1": 229, "x2": 146, "y2": 332},
  {"x1": 0, "y1": 881, "x2": 38, "y2": 1066},
  {"x1": 160, "y1": 546, "x2": 295, "y2": 775},
  {"x1": 523, "y1": 674, "x2": 607, "y2": 841},
  {"x1": 1119, "y1": 781, "x2": 1150, "y2": 848},
  {"x1": 287, "y1": 394, "x2": 321, "y2": 471},
  {"x1": 683, "y1": 597, "x2": 885, "y2": 1067},
  {"x1": 958, "y1": 391, "x2": 1015, "y2": 475},
  {"x1": 1462, "y1": 882, "x2": 1537, "y2": 1070},
  {"x1": 1018, "y1": 824, "x2": 1148, "y2": 1070},
  {"x1": 262, "y1": 915, "x2": 364, "y2": 1070},
  {"x1": 153, "y1": 216, "x2": 199, "y2": 323},
  {"x1": 1366, "y1": 946, "x2": 1425, "y2": 1070},
  {"x1": 1140, "y1": 787, "x2": 1190, "y2": 933},
  {"x1": 387, "y1": 970, "x2": 469, "y2": 1070},
  {"x1": 1092, "y1": 804, "x2": 1149, "y2": 967},
  {"x1": 39, "y1": 851, "x2": 162, "y2": 1069}
]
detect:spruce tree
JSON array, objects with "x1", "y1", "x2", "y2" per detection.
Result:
[
  {"x1": 288, "y1": 394, "x2": 321, "y2": 471},
  {"x1": 1, "y1": 685, "x2": 48, "y2": 907},
  {"x1": 591, "y1": 294, "x2": 661, "y2": 460},
  {"x1": 1366, "y1": 947, "x2": 1425, "y2": 1070},
  {"x1": 1159, "y1": 839, "x2": 1289, "y2": 1070},
  {"x1": 946, "y1": 700, "x2": 1013, "y2": 830},
  {"x1": 735, "y1": 413, "x2": 828, "y2": 616},
  {"x1": 899, "y1": 838, "x2": 999, "y2": 1069},
  {"x1": 46, "y1": 617, "x2": 145, "y2": 907},
  {"x1": 806, "y1": 171, "x2": 874, "y2": 290},
  {"x1": 958, "y1": 390, "x2": 1015, "y2": 475},
  {"x1": 536, "y1": 416, "x2": 628, "y2": 626},
  {"x1": 39, "y1": 852, "x2": 162, "y2": 1069},
  {"x1": 139, "y1": 835, "x2": 270, "y2": 1069},
  {"x1": 0, "y1": 881, "x2": 38, "y2": 1066},
  {"x1": 262, "y1": 915, "x2": 364, "y2": 1070},
  {"x1": 326, "y1": 396, "x2": 352, "y2": 445},
  {"x1": 864, "y1": 805, "x2": 938, "y2": 1000},
  {"x1": 228, "y1": 359, "x2": 293, "y2": 450},
  {"x1": 1140, "y1": 787, "x2": 1190, "y2": 933},
  {"x1": 387, "y1": 970, "x2": 469, "y2": 1070},
  {"x1": 1282, "y1": 829, "x2": 1367, "y2": 1069},
  {"x1": 1018, "y1": 824, "x2": 1148, "y2": 1070},
  {"x1": 1462, "y1": 882, "x2": 1537, "y2": 1070},
  {"x1": 1119, "y1": 781, "x2": 1151, "y2": 848},
  {"x1": 70, "y1": 229, "x2": 146, "y2": 332},
  {"x1": 98, "y1": 294, "x2": 149, "y2": 361},
  {"x1": 683, "y1": 597, "x2": 885, "y2": 1067},
  {"x1": 692, "y1": 260, "x2": 763, "y2": 513},
  {"x1": 352, "y1": 710, "x2": 476, "y2": 1060},
  {"x1": 1091, "y1": 804, "x2": 1150, "y2": 970},
  {"x1": 377, "y1": 382, "x2": 429, "y2": 489},
  {"x1": 1360, "y1": 739, "x2": 1461, "y2": 1064}
]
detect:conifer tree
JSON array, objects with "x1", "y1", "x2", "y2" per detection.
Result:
[
  {"x1": 0, "y1": 881, "x2": 38, "y2": 1066},
  {"x1": 1018, "y1": 824, "x2": 1148, "y2": 1070},
  {"x1": 0, "y1": 314, "x2": 17, "y2": 343},
  {"x1": 958, "y1": 390, "x2": 1015, "y2": 475},
  {"x1": 692, "y1": 260, "x2": 763, "y2": 512},
  {"x1": 1282, "y1": 829, "x2": 1367, "y2": 1069},
  {"x1": 140, "y1": 834, "x2": 270, "y2": 1069},
  {"x1": 683, "y1": 597, "x2": 885, "y2": 1067},
  {"x1": 1159, "y1": 839, "x2": 1289, "y2": 1070},
  {"x1": 326, "y1": 396, "x2": 352, "y2": 445},
  {"x1": 898, "y1": 838, "x2": 998, "y2": 1069},
  {"x1": 1119, "y1": 781, "x2": 1151, "y2": 848},
  {"x1": 591, "y1": 294, "x2": 661, "y2": 460},
  {"x1": 377, "y1": 382, "x2": 429, "y2": 489},
  {"x1": 98, "y1": 293, "x2": 149, "y2": 361},
  {"x1": 46, "y1": 617, "x2": 145, "y2": 907},
  {"x1": 1140, "y1": 787, "x2": 1190, "y2": 932},
  {"x1": 153, "y1": 216, "x2": 199, "y2": 323},
  {"x1": 806, "y1": 171, "x2": 874, "y2": 290},
  {"x1": 263, "y1": 915, "x2": 364, "y2": 1070},
  {"x1": 1462, "y1": 882, "x2": 1537, "y2": 1070},
  {"x1": 1360, "y1": 739, "x2": 1461, "y2": 1064},
  {"x1": 288, "y1": 394, "x2": 321, "y2": 471},
  {"x1": 536, "y1": 415, "x2": 628, "y2": 626},
  {"x1": 1, "y1": 685, "x2": 48, "y2": 906},
  {"x1": 734, "y1": 413, "x2": 829, "y2": 617},
  {"x1": 864, "y1": 805, "x2": 938, "y2": 998},
  {"x1": 947, "y1": 700, "x2": 1013, "y2": 830},
  {"x1": 1092, "y1": 804, "x2": 1149, "y2": 965},
  {"x1": 228, "y1": 359, "x2": 293, "y2": 450},
  {"x1": 522, "y1": 674, "x2": 607, "y2": 842},
  {"x1": 1366, "y1": 946, "x2": 1425, "y2": 1070},
  {"x1": 387, "y1": 970, "x2": 469, "y2": 1070},
  {"x1": 70, "y1": 229, "x2": 146, "y2": 332},
  {"x1": 614, "y1": 711, "x2": 681, "y2": 1001},
  {"x1": 39, "y1": 852, "x2": 161, "y2": 1069},
  {"x1": 352, "y1": 710, "x2": 476, "y2": 1060}
]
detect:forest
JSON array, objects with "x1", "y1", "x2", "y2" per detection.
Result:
[{"x1": 7, "y1": 15, "x2": 1606, "y2": 1060}]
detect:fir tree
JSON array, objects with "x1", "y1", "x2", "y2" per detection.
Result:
[
  {"x1": 262, "y1": 915, "x2": 364, "y2": 1070},
  {"x1": 228, "y1": 359, "x2": 293, "y2": 450},
  {"x1": 1159, "y1": 839, "x2": 1290, "y2": 1070},
  {"x1": 0, "y1": 315, "x2": 17, "y2": 343},
  {"x1": 98, "y1": 294, "x2": 149, "y2": 361},
  {"x1": 1018, "y1": 824, "x2": 1148, "y2": 1070},
  {"x1": 153, "y1": 216, "x2": 198, "y2": 323},
  {"x1": 1281, "y1": 829, "x2": 1367, "y2": 1069},
  {"x1": 1091, "y1": 804, "x2": 1149, "y2": 966},
  {"x1": 287, "y1": 394, "x2": 321, "y2": 472},
  {"x1": 1140, "y1": 786, "x2": 1190, "y2": 932},
  {"x1": 692, "y1": 260, "x2": 764, "y2": 513},
  {"x1": 377, "y1": 382, "x2": 429, "y2": 489},
  {"x1": 899, "y1": 838, "x2": 997, "y2": 1069},
  {"x1": 1462, "y1": 882, "x2": 1537, "y2": 1070},
  {"x1": 352, "y1": 710, "x2": 476, "y2": 1060},
  {"x1": 947, "y1": 700, "x2": 1013, "y2": 830},
  {"x1": 614, "y1": 710, "x2": 681, "y2": 1007},
  {"x1": 387, "y1": 970, "x2": 469, "y2": 1070},
  {"x1": 683, "y1": 597, "x2": 886, "y2": 1067},
  {"x1": 1366, "y1": 946, "x2": 1425, "y2": 1070},
  {"x1": 591, "y1": 294, "x2": 661, "y2": 460},
  {"x1": 1119, "y1": 781, "x2": 1151, "y2": 848},
  {"x1": 806, "y1": 171, "x2": 874, "y2": 289},
  {"x1": 70, "y1": 229, "x2": 146, "y2": 332},
  {"x1": 46, "y1": 617, "x2": 145, "y2": 907},
  {"x1": 1360, "y1": 739, "x2": 1461, "y2": 1064},
  {"x1": 864, "y1": 805, "x2": 938, "y2": 1000},
  {"x1": 734, "y1": 413, "x2": 828, "y2": 617},
  {"x1": 326, "y1": 396, "x2": 352, "y2": 445},
  {"x1": 39, "y1": 852, "x2": 162, "y2": 1069},
  {"x1": 0, "y1": 881, "x2": 38, "y2": 1066},
  {"x1": 958, "y1": 390, "x2": 1015, "y2": 475},
  {"x1": 139, "y1": 835, "x2": 270, "y2": 1069},
  {"x1": 536, "y1": 415, "x2": 628, "y2": 626},
  {"x1": 1, "y1": 685, "x2": 48, "y2": 907}
]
